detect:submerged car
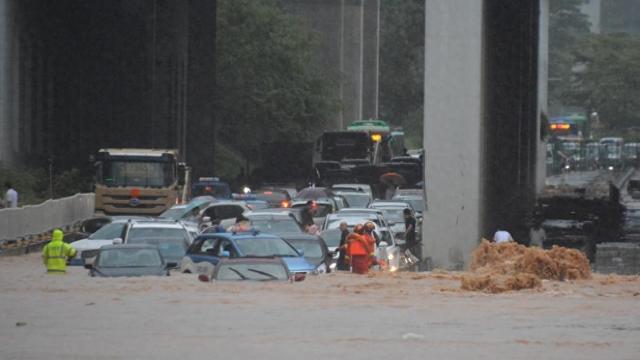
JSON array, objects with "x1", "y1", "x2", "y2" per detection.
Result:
[
  {"x1": 244, "y1": 212, "x2": 304, "y2": 236},
  {"x1": 280, "y1": 233, "x2": 333, "y2": 273},
  {"x1": 181, "y1": 231, "x2": 318, "y2": 276},
  {"x1": 201, "y1": 258, "x2": 303, "y2": 282},
  {"x1": 124, "y1": 220, "x2": 192, "y2": 265},
  {"x1": 85, "y1": 244, "x2": 176, "y2": 277}
]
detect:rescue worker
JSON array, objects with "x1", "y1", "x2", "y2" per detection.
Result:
[
  {"x1": 346, "y1": 224, "x2": 372, "y2": 274},
  {"x1": 363, "y1": 222, "x2": 378, "y2": 268},
  {"x1": 42, "y1": 229, "x2": 77, "y2": 274}
]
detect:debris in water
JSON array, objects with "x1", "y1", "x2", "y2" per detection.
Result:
[
  {"x1": 461, "y1": 240, "x2": 591, "y2": 293},
  {"x1": 402, "y1": 333, "x2": 425, "y2": 340},
  {"x1": 15, "y1": 322, "x2": 26, "y2": 327}
]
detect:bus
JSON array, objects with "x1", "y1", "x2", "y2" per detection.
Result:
[
  {"x1": 623, "y1": 143, "x2": 639, "y2": 168},
  {"x1": 93, "y1": 148, "x2": 186, "y2": 216},
  {"x1": 549, "y1": 114, "x2": 586, "y2": 141},
  {"x1": 599, "y1": 137, "x2": 624, "y2": 170}
]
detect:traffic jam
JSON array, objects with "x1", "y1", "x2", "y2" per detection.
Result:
[{"x1": 71, "y1": 120, "x2": 425, "y2": 282}]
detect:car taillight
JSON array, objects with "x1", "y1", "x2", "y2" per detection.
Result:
[{"x1": 281, "y1": 201, "x2": 290, "y2": 208}]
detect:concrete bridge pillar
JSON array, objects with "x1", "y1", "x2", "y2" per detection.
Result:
[{"x1": 422, "y1": 0, "x2": 547, "y2": 269}]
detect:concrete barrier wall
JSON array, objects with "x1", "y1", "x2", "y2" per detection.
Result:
[
  {"x1": 596, "y1": 242, "x2": 640, "y2": 275},
  {"x1": 0, "y1": 193, "x2": 94, "y2": 241}
]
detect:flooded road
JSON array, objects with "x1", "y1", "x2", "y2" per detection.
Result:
[{"x1": 1, "y1": 254, "x2": 639, "y2": 359}]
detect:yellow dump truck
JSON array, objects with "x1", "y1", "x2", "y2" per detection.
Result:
[{"x1": 93, "y1": 148, "x2": 187, "y2": 216}]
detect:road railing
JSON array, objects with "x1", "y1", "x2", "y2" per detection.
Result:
[{"x1": 0, "y1": 193, "x2": 95, "y2": 244}]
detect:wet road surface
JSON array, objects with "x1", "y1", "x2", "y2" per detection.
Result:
[{"x1": 1, "y1": 254, "x2": 639, "y2": 360}]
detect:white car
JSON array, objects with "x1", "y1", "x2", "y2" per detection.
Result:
[
  {"x1": 199, "y1": 201, "x2": 252, "y2": 231},
  {"x1": 123, "y1": 220, "x2": 193, "y2": 266},
  {"x1": 330, "y1": 183, "x2": 373, "y2": 196},
  {"x1": 70, "y1": 219, "x2": 133, "y2": 265}
]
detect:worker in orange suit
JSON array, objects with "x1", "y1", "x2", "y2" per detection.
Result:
[
  {"x1": 363, "y1": 221, "x2": 378, "y2": 269},
  {"x1": 346, "y1": 224, "x2": 370, "y2": 274}
]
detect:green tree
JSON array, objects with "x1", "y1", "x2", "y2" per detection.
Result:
[
  {"x1": 379, "y1": 0, "x2": 424, "y2": 148},
  {"x1": 548, "y1": 0, "x2": 590, "y2": 110},
  {"x1": 568, "y1": 33, "x2": 640, "y2": 129},
  {"x1": 216, "y1": 0, "x2": 338, "y2": 165}
]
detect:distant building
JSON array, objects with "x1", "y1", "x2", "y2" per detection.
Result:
[{"x1": 582, "y1": 0, "x2": 640, "y2": 35}]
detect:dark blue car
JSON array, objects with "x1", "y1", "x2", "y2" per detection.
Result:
[{"x1": 180, "y1": 231, "x2": 318, "y2": 276}]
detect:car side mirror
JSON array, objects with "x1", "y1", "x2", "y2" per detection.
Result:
[
  {"x1": 84, "y1": 263, "x2": 93, "y2": 270},
  {"x1": 221, "y1": 250, "x2": 231, "y2": 258},
  {"x1": 379, "y1": 241, "x2": 389, "y2": 248},
  {"x1": 202, "y1": 216, "x2": 211, "y2": 223},
  {"x1": 112, "y1": 238, "x2": 123, "y2": 245},
  {"x1": 165, "y1": 262, "x2": 178, "y2": 269},
  {"x1": 296, "y1": 248, "x2": 305, "y2": 257}
]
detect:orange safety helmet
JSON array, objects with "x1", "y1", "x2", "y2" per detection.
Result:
[{"x1": 364, "y1": 221, "x2": 376, "y2": 232}]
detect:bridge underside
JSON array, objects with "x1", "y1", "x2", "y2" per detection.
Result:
[
  {"x1": 423, "y1": 0, "x2": 548, "y2": 269},
  {"x1": 0, "y1": 0, "x2": 216, "y2": 175}
]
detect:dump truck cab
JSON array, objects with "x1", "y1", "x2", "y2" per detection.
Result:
[{"x1": 94, "y1": 148, "x2": 182, "y2": 216}]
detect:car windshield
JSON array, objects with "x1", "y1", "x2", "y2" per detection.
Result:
[
  {"x1": 378, "y1": 208, "x2": 405, "y2": 223},
  {"x1": 128, "y1": 227, "x2": 190, "y2": 243},
  {"x1": 126, "y1": 237, "x2": 188, "y2": 258},
  {"x1": 394, "y1": 197, "x2": 424, "y2": 212},
  {"x1": 159, "y1": 207, "x2": 191, "y2": 221},
  {"x1": 339, "y1": 193, "x2": 371, "y2": 207},
  {"x1": 249, "y1": 218, "x2": 302, "y2": 234},
  {"x1": 215, "y1": 263, "x2": 288, "y2": 281},
  {"x1": 286, "y1": 240, "x2": 324, "y2": 258},
  {"x1": 97, "y1": 248, "x2": 162, "y2": 268},
  {"x1": 88, "y1": 222, "x2": 125, "y2": 240},
  {"x1": 320, "y1": 229, "x2": 341, "y2": 247},
  {"x1": 101, "y1": 160, "x2": 174, "y2": 187},
  {"x1": 235, "y1": 237, "x2": 299, "y2": 257}
]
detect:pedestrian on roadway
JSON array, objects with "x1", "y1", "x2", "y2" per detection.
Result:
[
  {"x1": 346, "y1": 224, "x2": 370, "y2": 274},
  {"x1": 336, "y1": 222, "x2": 350, "y2": 271},
  {"x1": 493, "y1": 228, "x2": 514, "y2": 243},
  {"x1": 300, "y1": 200, "x2": 316, "y2": 230},
  {"x1": 528, "y1": 221, "x2": 546, "y2": 247},
  {"x1": 4, "y1": 182, "x2": 18, "y2": 208},
  {"x1": 42, "y1": 229, "x2": 77, "y2": 274},
  {"x1": 403, "y1": 208, "x2": 418, "y2": 253}
]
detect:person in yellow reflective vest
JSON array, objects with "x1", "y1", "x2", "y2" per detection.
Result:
[{"x1": 42, "y1": 229, "x2": 76, "y2": 274}]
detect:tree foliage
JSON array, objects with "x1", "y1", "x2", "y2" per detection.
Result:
[
  {"x1": 569, "y1": 33, "x2": 640, "y2": 129},
  {"x1": 378, "y1": 0, "x2": 424, "y2": 148},
  {"x1": 216, "y1": 0, "x2": 338, "y2": 161},
  {"x1": 548, "y1": 0, "x2": 590, "y2": 108}
]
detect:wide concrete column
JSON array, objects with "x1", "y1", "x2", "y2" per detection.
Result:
[
  {"x1": 422, "y1": 0, "x2": 485, "y2": 270},
  {"x1": 423, "y1": 0, "x2": 544, "y2": 269}
]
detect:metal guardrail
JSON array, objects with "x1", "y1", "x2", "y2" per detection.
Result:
[{"x1": 0, "y1": 193, "x2": 95, "y2": 242}]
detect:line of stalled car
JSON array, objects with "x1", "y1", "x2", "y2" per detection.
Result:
[{"x1": 71, "y1": 182, "x2": 424, "y2": 282}]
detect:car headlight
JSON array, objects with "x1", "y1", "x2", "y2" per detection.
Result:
[
  {"x1": 329, "y1": 262, "x2": 337, "y2": 271},
  {"x1": 387, "y1": 252, "x2": 394, "y2": 260},
  {"x1": 314, "y1": 263, "x2": 327, "y2": 275}
]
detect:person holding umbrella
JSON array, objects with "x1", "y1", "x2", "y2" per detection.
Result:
[{"x1": 380, "y1": 172, "x2": 405, "y2": 200}]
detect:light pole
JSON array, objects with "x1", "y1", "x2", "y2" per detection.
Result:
[{"x1": 48, "y1": 157, "x2": 54, "y2": 199}]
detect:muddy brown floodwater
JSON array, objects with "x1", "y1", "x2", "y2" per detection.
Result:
[{"x1": 1, "y1": 253, "x2": 639, "y2": 360}]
